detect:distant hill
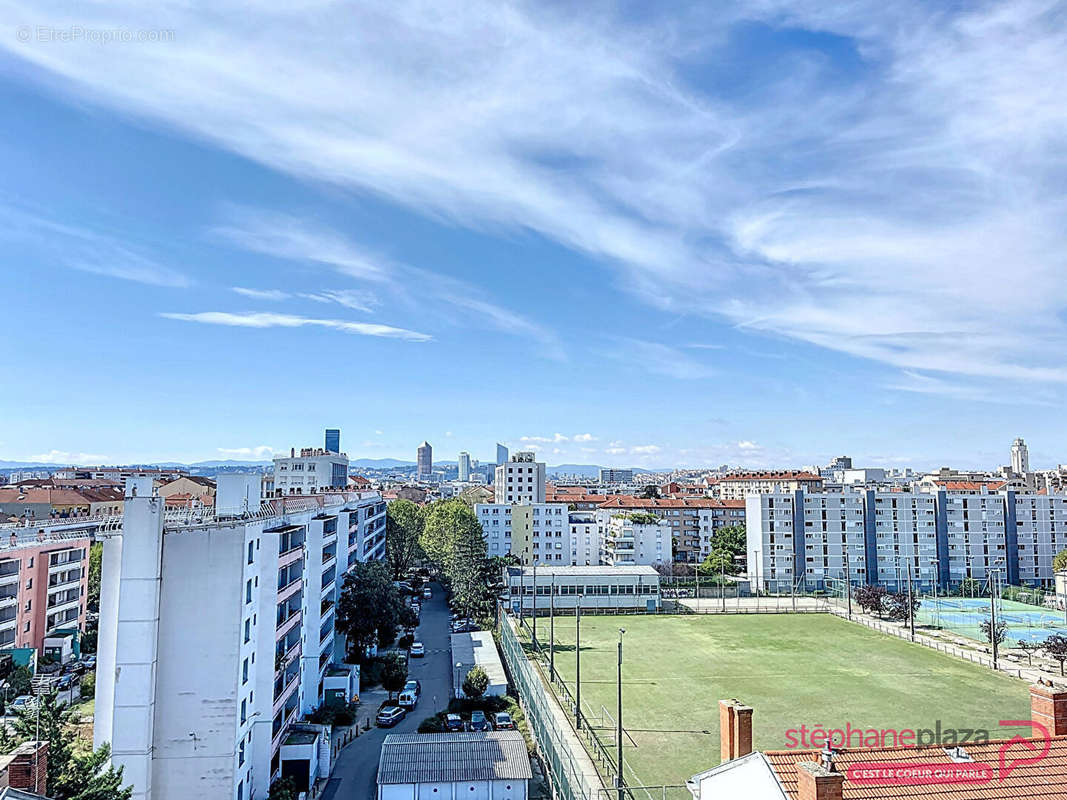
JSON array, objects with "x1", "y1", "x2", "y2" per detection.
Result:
[
  {"x1": 349, "y1": 458, "x2": 416, "y2": 469},
  {"x1": 547, "y1": 464, "x2": 659, "y2": 478}
]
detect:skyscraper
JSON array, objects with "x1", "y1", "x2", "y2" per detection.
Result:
[
  {"x1": 325, "y1": 428, "x2": 340, "y2": 453},
  {"x1": 496, "y1": 442, "x2": 509, "y2": 467},
  {"x1": 458, "y1": 451, "x2": 472, "y2": 482},
  {"x1": 417, "y1": 441, "x2": 433, "y2": 481},
  {"x1": 1011, "y1": 437, "x2": 1030, "y2": 474}
]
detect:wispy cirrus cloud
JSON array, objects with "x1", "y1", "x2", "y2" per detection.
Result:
[
  {"x1": 233, "y1": 287, "x2": 290, "y2": 301},
  {"x1": 4, "y1": 1, "x2": 1067, "y2": 386},
  {"x1": 159, "y1": 311, "x2": 432, "y2": 342},
  {"x1": 601, "y1": 338, "x2": 716, "y2": 380},
  {"x1": 217, "y1": 445, "x2": 276, "y2": 459},
  {"x1": 28, "y1": 449, "x2": 109, "y2": 464}
]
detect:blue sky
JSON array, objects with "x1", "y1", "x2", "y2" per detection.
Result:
[{"x1": 1, "y1": 1, "x2": 1066, "y2": 470}]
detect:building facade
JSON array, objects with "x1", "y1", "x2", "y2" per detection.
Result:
[
  {"x1": 416, "y1": 442, "x2": 432, "y2": 481},
  {"x1": 598, "y1": 468, "x2": 634, "y2": 483},
  {"x1": 747, "y1": 487, "x2": 1067, "y2": 593},
  {"x1": 0, "y1": 527, "x2": 91, "y2": 653},
  {"x1": 601, "y1": 514, "x2": 671, "y2": 567},
  {"x1": 493, "y1": 452, "x2": 545, "y2": 504},
  {"x1": 475, "y1": 503, "x2": 569, "y2": 564},
  {"x1": 271, "y1": 448, "x2": 349, "y2": 496},
  {"x1": 95, "y1": 475, "x2": 385, "y2": 800},
  {"x1": 504, "y1": 565, "x2": 661, "y2": 612},
  {"x1": 458, "y1": 452, "x2": 471, "y2": 482},
  {"x1": 712, "y1": 471, "x2": 823, "y2": 501},
  {"x1": 496, "y1": 443, "x2": 509, "y2": 468}
]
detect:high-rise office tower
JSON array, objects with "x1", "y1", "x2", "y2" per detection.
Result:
[
  {"x1": 496, "y1": 443, "x2": 509, "y2": 467},
  {"x1": 325, "y1": 428, "x2": 340, "y2": 453},
  {"x1": 417, "y1": 441, "x2": 433, "y2": 481},
  {"x1": 458, "y1": 451, "x2": 472, "y2": 482}
]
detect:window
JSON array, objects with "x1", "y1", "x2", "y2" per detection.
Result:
[
  {"x1": 242, "y1": 658, "x2": 249, "y2": 684},
  {"x1": 246, "y1": 580, "x2": 253, "y2": 604},
  {"x1": 247, "y1": 541, "x2": 254, "y2": 565},
  {"x1": 244, "y1": 619, "x2": 251, "y2": 643}
]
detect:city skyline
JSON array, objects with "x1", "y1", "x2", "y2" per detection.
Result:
[{"x1": 3, "y1": 3, "x2": 1067, "y2": 469}]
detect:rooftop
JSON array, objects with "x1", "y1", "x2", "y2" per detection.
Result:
[{"x1": 377, "y1": 732, "x2": 531, "y2": 785}]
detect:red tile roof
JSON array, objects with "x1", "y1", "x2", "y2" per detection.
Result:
[
  {"x1": 718, "y1": 471, "x2": 823, "y2": 482},
  {"x1": 596, "y1": 496, "x2": 734, "y2": 509},
  {"x1": 764, "y1": 736, "x2": 1067, "y2": 800},
  {"x1": 0, "y1": 488, "x2": 92, "y2": 506},
  {"x1": 934, "y1": 480, "x2": 1008, "y2": 491}
]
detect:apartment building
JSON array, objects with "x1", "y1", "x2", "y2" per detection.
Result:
[
  {"x1": 95, "y1": 475, "x2": 386, "y2": 800},
  {"x1": 598, "y1": 468, "x2": 634, "y2": 483},
  {"x1": 494, "y1": 452, "x2": 545, "y2": 504},
  {"x1": 0, "y1": 527, "x2": 91, "y2": 653},
  {"x1": 475, "y1": 503, "x2": 569, "y2": 564},
  {"x1": 601, "y1": 514, "x2": 671, "y2": 567},
  {"x1": 596, "y1": 497, "x2": 746, "y2": 563},
  {"x1": 712, "y1": 471, "x2": 823, "y2": 501},
  {"x1": 569, "y1": 511, "x2": 600, "y2": 566},
  {"x1": 416, "y1": 441, "x2": 432, "y2": 481},
  {"x1": 271, "y1": 447, "x2": 349, "y2": 496},
  {"x1": 747, "y1": 487, "x2": 1065, "y2": 593}
]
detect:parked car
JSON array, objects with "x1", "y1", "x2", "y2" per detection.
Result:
[
  {"x1": 422, "y1": 587, "x2": 432, "y2": 599},
  {"x1": 398, "y1": 688, "x2": 418, "y2": 710},
  {"x1": 376, "y1": 706, "x2": 407, "y2": 727},
  {"x1": 56, "y1": 674, "x2": 75, "y2": 691},
  {"x1": 445, "y1": 713, "x2": 464, "y2": 732},
  {"x1": 452, "y1": 621, "x2": 478, "y2": 633},
  {"x1": 469, "y1": 710, "x2": 490, "y2": 732},
  {"x1": 410, "y1": 642, "x2": 425, "y2": 657},
  {"x1": 9, "y1": 696, "x2": 35, "y2": 713},
  {"x1": 492, "y1": 712, "x2": 515, "y2": 730},
  {"x1": 63, "y1": 661, "x2": 86, "y2": 676},
  {"x1": 404, "y1": 679, "x2": 421, "y2": 695},
  {"x1": 82, "y1": 656, "x2": 97, "y2": 670}
]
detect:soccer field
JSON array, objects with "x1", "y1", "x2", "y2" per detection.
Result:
[{"x1": 533, "y1": 613, "x2": 1032, "y2": 788}]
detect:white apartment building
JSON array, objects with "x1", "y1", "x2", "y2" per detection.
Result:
[
  {"x1": 1016, "y1": 494, "x2": 1067, "y2": 584},
  {"x1": 569, "y1": 511, "x2": 601, "y2": 566},
  {"x1": 96, "y1": 475, "x2": 386, "y2": 800},
  {"x1": 601, "y1": 514, "x2": 671, "y2": 567},
  {"x1": 713, "y1": 471, "x2": 823, "y2": 501},
  {"x1": 272, "y1": 447, "x2": 349, "y2": 496},
  {"x1": 475, "y1": 503, "x2": 569, "y2": 564},
  {"x1": 494, "y1": 452, "x2": 545, "y2": 504},
  {"x1": 458, "y1": 451, "x2": 472, "y2": 482},
  {"x1": 598, "y1": 468, "x2": 634, "y2": 483}
]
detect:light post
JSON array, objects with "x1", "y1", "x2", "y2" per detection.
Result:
[
  {"x1": 616, "y1": 628, "x2": 626, "y2": 800},
  {"x1": 532, "y1": 562, "x2": 538, "y2": 648},
  {"x1": 575, "y1": 594, "x2": 583, "y2": 730},
  {"x1": 844, "y1": 547, "x2": 852, "y2": 619},
  {"x1": 454, "y1": 661, "x2": 464, "y2": 699},
  {"x1": 549, "y1": 574, "x2": 556, "y2": 682},
  {"x1": 930, "y1": 558, "x2": 940, "y2": 629},
  {"x1": 907, "y1": 560, "x2": 915, "y2": 641},
  {"x1": 753, "y1": 548, "x2": 760, "y2": 601},
  {"x1": 721, "y1": 555, "x2": 727, "y2": 613}
]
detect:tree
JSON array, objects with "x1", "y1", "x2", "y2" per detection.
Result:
[
  {"x1": 462, "y1": 666, "x2": 489, "y2": 700},
  {"x1": 81, "y1": 671, "x2": 96, "y2": 700},
  {"x1": 61, "y1": 743, "x2": 132, "y2": 800},
  {"x1": 979, "y1": 617, "x2": 1007, "y2": 647},
  {"x1": 883, "y1": 591, "x2": 921, "y2": 624},
  {"x1": 87, "y1": 541, "x2": 103, "y2": 613},
  {"x1": 1044, "y1": 634, "x2": 1067, "y2": 676},
  {"x1": 386, "y1": 500, "x2": 425, "y2": 580},
  {"x1": 6, "y1": 665, "x2": 33, "y2": 697},
  {"x1": 698, "y1": 525, "x2": 747, "y2": 576},
  {"x1": 381, "y1": 654, "x2": 409, "y2": 700},
  {"x1": 420, "y1": 500, "x2": 494, "y2": 619},
  {"x1": 699, "y1": 549, "x2": 733, "y2": 577},
  {"x1": 268, "y1": 777, "x2": 300, "y2": 800},
  {"x1": 1054, "y1": 549, "x2": 1067, "y2": 573},
  {"x1": 10, "y1": 693, "x2": 131, "y2": 800},
  {"x1": 639, "y1": 485, "x2": 660, "y2": 499},
  {"x1": 336, "y1": 561, "x2": 403, "y2": 663},
  {"x1": 1016, "y1": 640, "x2": 1040, "y2": 666},
  {"x1": 854, "y1": 585, "x2": 887, "y2": 618}
]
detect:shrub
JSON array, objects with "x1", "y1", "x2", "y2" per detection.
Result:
[
  {"x1": 80, "y1": 671, "x2": 96, "y2": 700},
  {"x1": 462, "y1": 666, "x2": 489, "y2": 699},
  {"x1": 398, "y1": 634, "x2": 415, "y2": 650},
  {"x1": 418, "y1": 713, "x2": 445, "y2": 733}
]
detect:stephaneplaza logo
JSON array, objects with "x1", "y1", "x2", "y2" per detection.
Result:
[
  {"x1": 786, "y1": 720, "x2": 1052, "y2": 786},
  {"x1": 17, "y1": 26, "x2": 175, "y2": 44}
]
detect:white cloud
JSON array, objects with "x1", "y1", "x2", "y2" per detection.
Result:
[
  {"x1": 4, "y1": 2, "x2": 1067, "y2": 384},
  {"x1": 601, "y1": 338, "x2": 715, "y2": 380},
  {"x1": 217, "y1": 445, "x2": 275, "y2": 459},
  {"x1": 521, "y1": 433, "x2": 569, "y2": 444},
  {"x1": 573, "y1": 433, "x2": 596, "y2": 442},
  {"x1": 605, "y1": 447, "x2": 626, "y2": 455},
  {"x1": 300, "y1": 289, "x2": 379, "y2": 313},
  {"x1": 159, "y1": 311, "x2": 431, "y2": 342},
  {"x1": 737, "y1": 440, "x2": 760, "y2": 450},
  {"x1": 27, "y1": 450, "x2": 109, "y2": 465},
  {"x1": 232, "y1": 287, "x2": 290, "y2": 301},
  {"x1": 631, "y1": 444, "x2": 662, "y2": 455}
]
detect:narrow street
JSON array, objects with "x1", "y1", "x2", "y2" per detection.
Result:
[{"x1": 326, "y1": 582, "x2": 454, "y2": 800}]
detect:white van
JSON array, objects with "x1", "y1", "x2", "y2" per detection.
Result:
[{"x1": 398, "y1": 688, "x2": 418, "y2": 709}]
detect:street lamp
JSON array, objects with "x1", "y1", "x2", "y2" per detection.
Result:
[
  {"x1": 844, "y1": 547, "x2": 852, "y2": 619},
  {"x1": 575, "y1": 594, "x2": 583, "y2": 730},
  {"x1": 454, "y1": 661, "x2": 464, "y2": 699},
  {"x1": 616, "y1": 628, "x2": 626, "y2": 800},
  {"x1": 549, "y1": 574, "x2": 556, "y2": 682},
  {"x1": 930, "y1": 558, "x2": 941, "y2": 629},
  {"x1": 532, "y1": 562, "x2": 538, "y2": 648}
]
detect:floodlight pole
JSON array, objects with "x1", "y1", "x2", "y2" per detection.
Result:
[
  {"x1": 989, "y1": 570, "x2": 999, "y2": 670},
  {"x1": 930, "y1": 558, "x2": 940, "y2": 629},
  {"x1": 907, "y1": 560, "x2": 915, "y2": 641},
  {"x1": 575, "y1": 595, "x2": 582, "y2": 730},
  {"x1": 532, "y1": 562, "x2": 538, "y2": 648},
  {"x1": 616, "y1": 628, "x2": 626, "y2": 800},
  {"x1": 550, "y1": 574, "x2": 556, "y2": 681},
  {"x1": 844, "y1": 547, "x2": 852, "y2": 619}
]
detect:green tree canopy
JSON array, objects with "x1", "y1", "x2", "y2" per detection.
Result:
[
  {"x1": 386, "y1": 500, "x2": 425, "y2": 580},
  {"x1": 1054, "y1": 549, "x2": 1067, "y2": 573},
  {"x1": 336, "y1": 560, "x2": 403, "y2": 662},
  {"x1": 381, "y1": 654, "x2": 409, "y2": 699},
  {"x1": 462, "y1": 666, "x2": 489, "y2": 699}
]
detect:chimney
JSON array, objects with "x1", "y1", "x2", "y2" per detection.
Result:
[
  {"x1": 797, "y1": 760, "x2": 844, "y2": 800},
  {"x1": 6, "y1": 740, "x2": 49, "y2": 795},
  {"x1": 1031, "y1": 680, "x2": 1067, "y2": 736},
  {"x1": 718, "y1": 699, "x2": 753, "y2": 762}
]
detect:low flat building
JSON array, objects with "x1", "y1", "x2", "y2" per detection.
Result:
[
  {"x1": 377, "y1": 731, "x2": 531, "y2": 800},
  {"x1": 504, "y1": 565, "x2": 661, "y2": 613},
  {"x1": 450, "y1": 630, "x2": 507, "y2": 698}
]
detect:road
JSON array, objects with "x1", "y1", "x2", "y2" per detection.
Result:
[{"x1": 327, "y1": 582, "x2": 454, "y2": 800}]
